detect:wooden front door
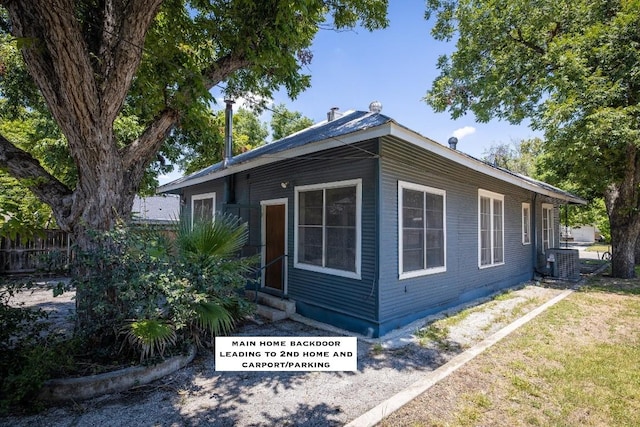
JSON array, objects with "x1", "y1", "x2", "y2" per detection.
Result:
[{"x1": 264, "y1": 203, "x2": 286, "y2": 291}]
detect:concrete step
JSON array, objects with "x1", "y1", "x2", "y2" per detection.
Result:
[
  {"x1": 255, "y1": 304, "x2": 289, "y2": 322},
  {"x1": 245, "y1": 290, "x2": 296, "y2": 315}
]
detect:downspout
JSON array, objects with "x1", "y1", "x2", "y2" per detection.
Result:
[
  {"x1": 372, "y1": 137, "x2": 381, "y2": 338},
  {"x1": 223, "y1": 99, "x2": 236, "y2": 206},
  {"x1": 531, "y1": 193, "x2": 538, "y2": 279}
]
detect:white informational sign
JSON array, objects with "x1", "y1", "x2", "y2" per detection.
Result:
[{"x1": 215, "y1": 336, "x2": 358, "y2": 372}]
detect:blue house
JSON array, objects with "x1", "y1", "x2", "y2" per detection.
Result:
[{"x1": 159, "y1": 106, "x2": 585, "y2": 337}]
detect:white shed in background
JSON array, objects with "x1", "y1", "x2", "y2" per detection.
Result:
[{"x1": 132, "y1": 195, "x2": 180, "y2": 225}]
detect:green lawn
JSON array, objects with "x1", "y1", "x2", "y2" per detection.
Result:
[
  {"x1": 585, "y1": 243, "x2": 611, "y2": 253},
  {"x1": 380, "y1": 276, "x2": 640, "y2": 426}
]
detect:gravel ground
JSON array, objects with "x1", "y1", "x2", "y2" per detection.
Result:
[{"x1": 1, "y1": 280, "x2": 568, "y2": 427}]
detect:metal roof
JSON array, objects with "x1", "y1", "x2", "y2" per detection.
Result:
[
  {"x1": 158, "y1": 110, "x2": 585, "y2": 205},
  {"x1": 160, "y1": 110, "x2": 392, "y2": 190}
]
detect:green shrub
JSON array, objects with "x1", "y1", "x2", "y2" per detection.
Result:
[
  {"x1": 72, "y1": 214, "x2": 256, "y2": 361},
  {"x1": 0, "y1": 213, "x2": 257, "y2": 414}
]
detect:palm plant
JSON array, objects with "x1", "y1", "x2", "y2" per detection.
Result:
[
  {"x1": 176, "y1": 212, "x2": 249, "y2": 264},
  {"x1": 111, "y1": 213, "x2": 255, "y2": 362},
  {"x1": 175, "y1": 213, "x2": 254, "y2": 344},
  {"x1": 121, "y1": 319, "x2": 177, "y2": 363}
]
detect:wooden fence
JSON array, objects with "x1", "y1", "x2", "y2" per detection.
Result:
[{"x1": 0, "y1": 230, "x2": 71, "y2": 275}]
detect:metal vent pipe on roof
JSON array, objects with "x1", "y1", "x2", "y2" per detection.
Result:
[
  {"x1": 223, "y1": 99, "x2": 234, "y2": 167},
  {"x1": 327, "y1": 107, "x2": 340, "y2": 121},
  {"x1": 448, "y1": 136, "x2": 458, "y2": 150}
]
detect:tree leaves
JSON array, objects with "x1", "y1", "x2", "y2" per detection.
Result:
[
  {"x1": 270, "y1": 103, "x2": 314, "y2": 141},
  {"x1": 0, "y1": 0, "x2": 389, "y2": 232},
  {"x1": 425, "y1": 0, "x2": 640, "y2": 277}
]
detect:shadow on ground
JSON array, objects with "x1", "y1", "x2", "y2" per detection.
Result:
[{"x1": 1, "y1": 277, "x2": 594, "y2": 427}]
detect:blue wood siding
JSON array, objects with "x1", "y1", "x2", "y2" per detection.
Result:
[
  {"x1": 377, "y1": 137, "x2": 536, "y2": 334},
  {"x1": 181, "y1": 136, "x2": 569, "y2": 338},
  {"x1": 184, "y1": 141, "x2": 380, "y2": 335},
  {"x1": 282, "y1": 142, "x2": 379, "y2": 334}
]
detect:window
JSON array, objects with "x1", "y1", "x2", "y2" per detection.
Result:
[
  {"x1": 191, "y1": 192, "x2": 215, "y2": 226},
  {"x1": 542, "y1": 203, "x2": 554, "y2": 251},
  {"x1": 399, "y1": 181, "x2": 446, "y2": 279},
  {"x1": 478, "y1": 189, "x2": 504, "y2": 267},
  {"x1": 295, "y1": 179, "x2": 361, "y2": 279},
  {"x1": 522, "y1": 203, "x2": 531, "y2": 245}
]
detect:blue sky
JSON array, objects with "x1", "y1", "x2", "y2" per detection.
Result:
[{"x1": 160, "y1": 1, "x2": 540, "y2": 184}]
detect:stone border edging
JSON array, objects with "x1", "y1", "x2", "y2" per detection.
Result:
[
  {"x1": 346, "y1": 288, "x2": 575, "y2": 427},
  {"x1": 38, "y1": 346, "x2": 197, "y2": 402}
]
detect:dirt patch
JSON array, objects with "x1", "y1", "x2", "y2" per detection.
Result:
[{"x1": 4, "y1": 279, "x2": 75, "y2": 338}]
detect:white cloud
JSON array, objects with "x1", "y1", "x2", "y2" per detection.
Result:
[{"x1": 452, "y1": 126, "x2": 476, "y2": 140}]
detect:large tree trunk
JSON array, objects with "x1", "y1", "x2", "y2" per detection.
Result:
[
  {"x1": 69, "y1": 160, "x2": 135, "y2": 336},
  {"x1": 608, "y1": 213, "x2": 640, "y2": 278},
  {"x1": 2, "y1": 0, "x2": 167, "y2": 339},
  {"x1": 604, "y1": 144, "x2": 640, "y2": 279},
  {"x1": 0, "y1": 1, "x2": 249, "y2": 342}
]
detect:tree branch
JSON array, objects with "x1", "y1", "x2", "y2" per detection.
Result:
[
  {"x1": 4, "y1": 0, "x2": 100, "y2": 147},
  {"x1": 0, "y1": 132, "x2": 73, "y2": 217},
  {"x1": 508, "y1": 28, "x2": 546, "y2": 55},
  {"x1": 121, "y1": 108, "x2": 179, "y2": 170},
  {"x1": 98, "y1": 0, "x2": 164, "y2": 124},
  {"x1": 4, "y1": 0, "x2": 163, "y2": 148},
  {"x1": 202, "y1": 53, "x2": 252, "y2": 91},
  {"x1": 122, "y1": 53, "x2": 253, "y2": 170}
]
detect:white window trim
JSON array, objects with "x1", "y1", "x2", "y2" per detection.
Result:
[
  {"x1": 478, "y1": 189, "x2": 505, "y2": 268},
  {"x1": 191, "y1": 192, "x2": 216, "y2": 228},
  {"x1": 542, "y1": 203, "x2": 554, "y2": 250},
  {"x1": 294, "y1": 179, "x2": 362, "y2": 280},
  {"x1": 522, "y1": 202, "x2": 531, "y2": 245},
  {"x1": 398, "y1": 181, "x2": 447, "y2": 280}
]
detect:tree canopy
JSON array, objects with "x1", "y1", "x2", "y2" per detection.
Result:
[
  {"x1": 425, "y1": 0, "x2": 640, "y2": 277},
  {"x1": 177, "y1": 103, "x2": 315, "y2": 174},
  {"x1": 0, "y1": 0, "x2": 388, "y2": 239},
  {"x1": 270, "y1": 102, "x2": 315, "y2": 140},
  {"x1": 176, "y1": 107, "x2": 269, "y2": 175},
  {"x1": 482, "y1": 138, "x2": 611, "y2": 243},
  {"x1": 481, "y1": 138, "x2": 542, "y2": 177}
]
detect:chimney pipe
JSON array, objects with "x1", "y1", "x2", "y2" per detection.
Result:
[
  {"x1": 327, "y1": 107, "x2": 340, "y2": 122},
  {"x1": 448, "y1": 136, "x2": 458, "y2": 150},
  {"x1": 223, "y1": 99, "x2": 234, "y2": 167}
]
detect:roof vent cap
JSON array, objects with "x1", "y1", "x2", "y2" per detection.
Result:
[
  {"x1": 369, "y1": 100, "x2": 382, "y2": 113},
  {"x1": 448, "y1": 136, "x2": 458, "y2": 150},
  {"x1": 327, "y1": 107, "x2": 340, "y2": 121}
]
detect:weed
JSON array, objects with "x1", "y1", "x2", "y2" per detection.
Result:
[
  {"x1": 370, "y1": 342, "x2": 384, "y2": 355},
  {"x1": 494, "y1": 289, "x2": 515, "y2": 301},
  {"x1": 468, "y1": 392, "x2": 492, "y2": 409},
  {"x1": 414, "y1": 324, "x2": 457, "y2": 351},
  {"x1": 510, "y1": 374, "x2": 542, "y2": 398}
]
